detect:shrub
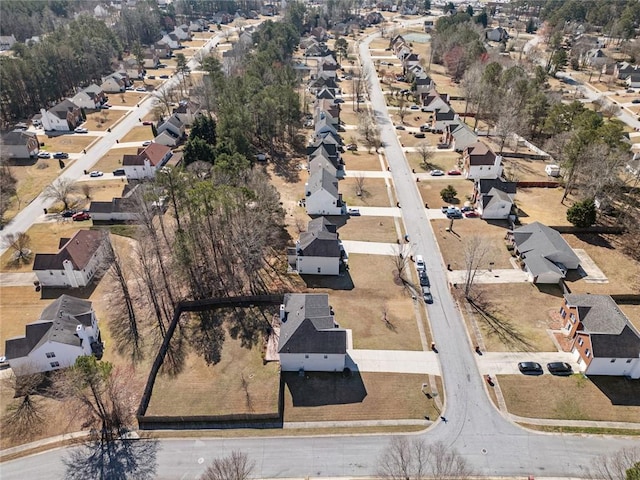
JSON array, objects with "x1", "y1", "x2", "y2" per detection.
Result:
[
  {"x1": 566, "y1": 198, "x2": 596, "y2": 228},
  {"x1": 440, "y1": 184, "x2": 457, "y2": 202}
]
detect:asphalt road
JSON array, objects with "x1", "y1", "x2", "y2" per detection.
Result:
[{"x1": 1, "y1": 23, "x2": 639, "y2": 480}]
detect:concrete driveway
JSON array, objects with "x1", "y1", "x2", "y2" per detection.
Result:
[
  {"x1": 0, "y1": 272, "x2": 37, "y2": 287},
  {"x1": 341, "y1": 240, "x2": 398, "y2": 256},
  {"x1": 447, "y1": 268, "x2": 530, "y2": 284},
  {"x1": 346, "y1": 349, "x2": 441, "y2": 375},
  {"x1": 476, "y1": 352, "x2": 579, "y2": 375},
  {"x1": 349, "y1": 206, "x2": 401, "y2": 217}
]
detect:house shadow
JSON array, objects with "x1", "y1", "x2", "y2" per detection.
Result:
[
  {"x1": 283, "y1": 369, "x2": 367, "y2": 407},
  {"x1": 300, "y1": 269, "x2": 354, "y2": 290},
  {"x1": 269, "y1": 153, "x2": 301, "y2": 184},
  {"x1": 588, "y1": 376, "x2": 640, "y2": 406},
  {"x1": 6, "y1": 157, "x2": 37, "y2": 167},
  {"x1": 564, "y1": 268, "x2": 588, "y2": 283},
  {"x1": 534, "y1": 283, "x2": 565, "y2": 298},
  {"x1": 40, "y1": 282, "x2": 99, "y2": 300},
  {"x1": 485, "y1": 219, "x2": 512, "y2": 230}
]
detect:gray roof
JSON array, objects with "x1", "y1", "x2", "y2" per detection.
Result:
[
  {"x1": 511, "y1": 222, "x2": 580, "y2": 276},
  {"x1": 298, "y1": 217, "x2": 340, "y2": 257},
  {"x1": 309, "y1": 155, "x2": 337, "y2": 177},
  {"x1": 307, "y1": 167, "x2": 339, "y2": 199},
  {"x1": 591, "y1": 326, "x2": 640, "y2": 358},
  {"x1": 4, "y1": 295, "x2": 93, "y2": 360},
  {"x1": 449, "y1": 122, "x2": 477, "y2": 145},
  {"x1": 482, "y1": 187, "x2": 512, "y2": 209},
  {"x1": 49, "y1": 99, "x2": 79, "y2": 119},
  {"x1": 478, "y1": 178, "x2": 517, "y2": 195},
  {"x1": 435, "y1": 108, "x2": 455, "y2": 121},
  {"x1": 3, "y1": 129, "x2": 37, "y2": 146},
  {"x1": 278, "y1": 293, "x2": 346, "y2": 354}
]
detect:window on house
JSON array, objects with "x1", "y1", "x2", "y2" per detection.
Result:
[
  {"x1": 50, "y1": 361, "x2": 60, "y2": 368},
  {"x1": 577, "y1": 337, "x2": 584, "y2": 346},
  {"x1": 560, "y1": 308, "x2": 566, "y2": 318},
  {"x1": 569, "y1": 313, "x2": 576, "y2": 324},
  {"x1": 324, "y1": 355, "x2": 328, "y2": 359},
  {"x1": 317, "y1": 267, "x2": 321, "y2": 273},
  {"x1": 50, "y1": 272, "x2": 53, "y2": 275},
  {"x1": 45, "y1": 352, "x2": 56, "y2": 358},
  {"x1": 585, "y1": 348, "x2": 591, "y2": 358}
]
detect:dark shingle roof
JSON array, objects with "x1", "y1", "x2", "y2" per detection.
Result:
[
  {"x1": 33, "y1": 230, "x2": 107, "y2": 272},
  {"x1": 591, "y1": 326, "x2": 640, "y2": 358},
  {"x1": 307, "y1": 168, "x2": 338, "y2": 199},
  {"x1": 298, "y1": 217, "x2": 340, "y2": 257},
  {"x1": 512, "y1": 222, "x2": 580, "y2": 276},
  {"x1": 3, "y1": 129, "x2": 37, "y2": 146},
  {"x1": 478, "y1": 178, "x2": 517, "y2": 195},
  {"x1": 564, "y1": 294, "x2": 630, "y2": 335}
]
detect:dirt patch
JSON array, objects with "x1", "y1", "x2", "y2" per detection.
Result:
[
  {"x1": 498, "y1": 374, "x2": 640, "y2": 422},
  {"x1": 341, "y1": 177, "x2": 392, "y2": 207},
  {"x1": 338, "y1": 216, "x2": 398, "y2": 243}
]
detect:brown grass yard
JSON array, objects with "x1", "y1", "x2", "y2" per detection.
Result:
[
  {"x1": 76, "y1": 180, "x2": 128, "y2": 204},
  {"x1": 417, "y1": 178, "x2": 473, "y2": 209},
  {"x1": 313, "y1": 253, "x2": 424, "y2": 351},
  {"x1": 120, "y1": 126, "x2": 155, "y2": 143},
  {"x1": 431, "y1": 218, "x2": 514, "y2": 271},
  {"x1": 463, "y1": 283, "x2": 561, "y2": 352},
  {"x1": 109, "y1": 91, "x2": 148, "y2": 107},
  {"x1": 283, "y1": 372, "x2": 441, "y2": 422},
  {"x1": 40, "y1": 134, "x2": 94, "y2": 152},
  {"x1": 407, "y1": 151, "x2": 461, "y2": 173},
  {"x1": 341, "y1": 177, "x2": 392, "y2": 207},
  {"x1": 343, "y1": 150, "x2": 383, "y2": 171},
  {"x1": 619, "y1": 305, "x2": 640, "y2": 332},
  {"x1": 83, "y1": 109, "x2": 126, "y2": 131},
  {"x1": 338, "y1": 216, "x2": 398, "y2": 244},
  {"x1": 146, "y1": 338, "x2": 280, "y2": 417},
  {"x1": 91, "y1": 147, "x2": 140, "y2": 173},
  {"x1": 515, "y1": 187, "x2": 571, "y2": 226},
  {"x1": 502, "y1": 157, "x2": 552, "y2": 183},
  {"x1": 497, "y1": 374, "x2": 640, "y2": 423},
  {"x1": 0, "y1": 286, "x2": 50, "y2": 344}
]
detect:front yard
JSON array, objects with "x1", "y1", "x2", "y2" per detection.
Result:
[
  {"x1": 515, "y1": 187, "x2": 571, "y2": 226},
  {"x1": 343, "y1": 150, "x2": 383, "y2": 171},
  {"x1": 417, "y1": 177, "x2": 473, "y2": 208},
  {"x1": 338, "y1": 216, "x2": 398, "y2": 244},
  {"x1": 341, "y1": 177, "x2": 393, "y2": 207},
  {"x1": 84, "y1": 109, "x2": 127, "y2": 131},
  {"x1": 91, "y1": 146, "x2": 140, "y2": 173}
]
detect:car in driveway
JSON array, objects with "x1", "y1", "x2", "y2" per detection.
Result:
[
  {"x1": 135, "y1": 87, "x2": 147, "y2": 92},
  {"x1": 159, "y1": 74, "x2": 169, "y2": 79},
  {"x1": 445, "y1": 207, "x2": 463, "y2": 219},
  {"x1": 72, "y1": 212, "x2": 91, "y2": 221},
  {"x1": 420, "y1": 124, "x2": 431, "y2": 132},
  {"x1": 633, "y1": 99, "x2": 640, "y2": 104},
  {"x1": 422, "y1": 286, "x2": 433, "y2": 304},
  {"x1": 430, "y1": 169, "x2": 445, "y2": 176},
  {"x1": 410, "y1": 105, "x2": 420, "y2": 110},
  {"x1": 518, "y1": 362, "x2": 543, "y2": 375},
  {"x1": 61, "y1": 210, "x2": 76, "y2": 218},
  {"x1": 142, "y1": 120, "x2": 153, "y2": 126},
  {"x1": 414, "y1": 132, "x2": 425, "y2": 138},
  {"x1": 547, "y1": 362, "x2": 573, "y2": 375},
  {"x1": 346, "y1": 143, "x2": 358, "y2": 151},
  {"x1": 113, "y1": 168, "x2": 125, "y2": 176},
  {"x1": 142, "y1": 140, "x2": 152, "y2": 146},
  {"x1": 395, "y1": 125, "x2": 405, "y2": 130},
  {"x1": 53, "y1": 152, "x2": 69, "y2": 159},
  {"x1": 447, "y1": 169, "x2": 462, "y2": 176},
  {"x1": 347, "y1": 208, "x2": 361, "y2": 216},
  {"x1": 419, "y1": 270, "x2": 430, "y2": 287},
  {"x1": 74, "y1": 127, "x2": 88, "y2": 133},
  {"x1": 89, "y1": 170, "x2": 103, "y2": 177},
  {"x1": 37, "y1": 151, "x2": 51, "y2": 159},
  {"x1": 464, "y1": 210, "x2": 479, "y2": 218}
]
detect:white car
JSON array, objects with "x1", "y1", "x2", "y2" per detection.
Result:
[
  {"x1": 74, "y1": 127, "x2": 88, "y2": 133},
  {"x1": 135, "y1": 87, "x2": 147, "y2": 92},
  {"x1": 89, "y1": 171, "x2": 103, "y2": 177},
  {"x1": 142, "y1": 140, "x2": 152, "y2": 146},
  {"x1": 347, "y1": 208, "x2": 361, "y2": 216},
  {"x1": 37, "y1": 151, "x2": 51, "y2": 159},
  {"x1": 430, "y1": 169, "x2": 445, "y2": 176}
]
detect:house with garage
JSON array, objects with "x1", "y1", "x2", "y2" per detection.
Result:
[
  {"x1": 40, "y1": 99, "x2": 82, "y2": 132},
  {"x1": 414, "y1": 73, "x2": 436, "y2": 95},
  {"x1": 157, "y1": 33, "x2": 181, "y2": 50},
  {"x1": 430, "y1": 107, "x2": 457, "y2": 133},
  {"x1": 473, "y1": 178, "x2": 517, "y2": 220},
  {"x1": 172, "y1": 25, "x2": 192, "y2": 41},
  {"x1": 401, "y1": 52, "x2": 421, "y2": 73},
  {"x1": 486, "y1": 26, "x2": 509, "y2": 42},
  {"x1": 289, "y1": 217, "x2": 344, "y2": 276},
  {"x1": 122, "y1": 142, "x2": 173, "y2": 179},
  {"x1": 277, "y1": 293, "x2": 349, "y2": 372},
  {"x1": 33, "y1": 230, "x2": 110, "y2": 288},
  {"x1": 560, "y1": 294, "x2": 640, "y2": 379},
  {"x1": 101, "y1": 72, "x2": 129, "y2": 93},
  {"x1": 462, "y1": 141, "x2": 503, "y2": 180},
  {"x1": 308, "y1": 142, "x2": 344, "y2": 176},
  {"x1": 507, "y1": 222, "x2": 581, "y2": 284},
  {"x1": 172, "y1": 101, "x2": 201, "y2": 126},
  {"x1": 2, "y1": 129, "x2": 39, "y2": 159},
  {"x1": 71, "y1": 84, "x2": 106, "y2": 109},
  {"x1": 627, "y1": 73, "x2": 640, "y2": 89},
  {"x1": 157, "y1": 115, "x2": 186, "y2": 140},
  {"x1": 3, "y1": 295, "x2": 103, "y2": 375},
  {"x1": 305, "y1": 167, "x2": 344, "y2": 216},
  {"x1": 614, "y1": 62, "x2": 640, "y2": 80},
  {"x1": 315, "y1": 101, "x2": 341, "y2": 126},
  {"x1": 444, "y1": 122, "x2": 477, "y2": 152},
  {"x1": 143, "y1": 49, "x2": 160, "y2": 69},
  {"x1": 421, "y1": 88, "x2": 450, "y2": 113},
  {"x1": 309, "y1": 153, "x2": 338, "y2": 177},
  {"x1": 89, "y1": 183, "x2": 148, "y2": 222}
]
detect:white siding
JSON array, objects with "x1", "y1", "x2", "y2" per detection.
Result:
[
  {"x1": 124, "y1": 162, "x2": 156, "y2": 180},
  {"x1": 306, "y1": 190, "x2": 342, "y2": 215},
  {"x1": 586, "y1": 357, "x2": 640, "y2": 378},
  {"x1": 280, "y1": 353, "x2": 345, "y2": 372},
  {"x1": 296, "y1": 256, "x2": 339, "y2": 275},
  {"x1": 465, "y1": 164, "x2": 503, "y2": 180},
  {"x1": 8, "y1": 341, "x2": 85, "y2": 374},
  {"x1": 40, "y1": 108, "x2": 69, "y2": 131}
]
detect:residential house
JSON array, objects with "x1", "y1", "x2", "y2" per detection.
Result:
[
  {"x1": 421, "y1": 88, "x2": 449, "y2": 112},
  {"x1": 319, "y1": 62, "x2": 339, "y2": 79},
  {"x1": 277, "y1": 293, "x2": 349, "y2": 372},
  {"x1": 157, "y1": 114, "x2": 185, "y2": 139},
  {"x1": 305, "y1": 168, "x2": 344, "y2": 216},
  {"x1": 0, "y1": 34, "x2": 16, "y2": 51},
  {"x1": 627, "y1": 73, "x2": 640, "y2": 88},
  {"x1": 401, "y1": 52, "x2": 420, "y2": 73},
  {"x1": 172, "y1": 101, "x2": 201, "y2": 126},
  {"x1": 188, "y1": 19, "x2": 205, "y2": 32},
  {"x1": 310, "y1": 27, "x2": 328, "y2": 42},
  {"x1": 414, "y1": 74, "x2": 436, "y2": 95},
  {"x1": 3, "y1": 295, "x2": 103, "y2": 375},
  {"x1": 101, "y1": 72, "x2": 129, "y2": 93},
  {"x1": 486, "y1": 27, "x2": 509, "y2": 42},
  {"x1": 157, "y1": 33, "x2": 181, "y2": 50},
  {"x1": 89, "y1": 183, "x2": 144, "y2": 222},
  {"x1": 300, "y1": 36, "x2": 319, "y2": 50},
  {"x1": 308, "y1": 75, "x2": 339, "y2": 93},
  {"x1": 305, "y1": 43, "x2": 330, "y2": 57},
  {"x1": 366, "y1": 11, "x2": 384, "y2": 24},
  {"x1": 122, "y1": 142, "x2": 173, "y2": 179},
  {"x1": 154, "y1": 130, "x2": 180, "y2": 147},
  {"x1": 581, "y1": 48, "x2": 608, "y2": 68},
  {"x1": 309, "y1": 154, "x2": 338, "y2": 178},
  {"x1": 444, "y1": 122, "x2": 477, "y2": 152},
  {"x1": 614, "y1": 62, "x2": 640, "y2": 80},
  {"x1": 290, "y1": 217, "x2": 343, "y2": 276},
  {"x1": 627, "y1": 154, "x2": 640, "y2": 176},
  {"x1": 316, "y1": 86, "x2": 337, "y2": 101},
  {"x1": 143, "y1": 49, "x2": 160, "y2": 69},
  {"x1": 70, "y1": 84, "x2": 105, "y2": 109},
  {"x1": 462, "y1": 141, "x2": 503, "y2": 180},
  {"x1": 172, "y1": 25, "x2": 192, "y2": 41},
  {"x1": 2, "y1": 130, "x2": 39, "y2": 159},
  {"x1": 431, "y1": 107, "x2": 457, "y2": 132},
  {"x1": 153, "y1": 42, "x2": 171, "y2": 59},
  {"x1": 122, "y1": 58, "x2": 143, "y2": 80},
  {"x1": 507, "y1": 222, "x2": 581, "y2": 284},
  {"x1": 315, "y1": 100, "x2": 340, "y2": 126},
  {"x1": 40, "y1": 99, "x2": 82, "y2": 132},
  {"x1": 560, "y1": 294, "x2": 640, "y2": 378},
  {"x1": 473, "y1": 178, "x2": 517, "y2": 220},
  {"x1": 33, "y1": 230, "x2": 110, "y2": 288}
]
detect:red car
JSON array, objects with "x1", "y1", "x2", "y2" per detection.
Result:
[
  {"x1": 72, "y1": 212, "x2": 91, "y2": 221},
  {"x1": 447, "y1": 169, "x2": 462, "y2": 176},
  {"x1": 142, "y1": 121, "x2": 153, "y2": 126},
  {"x1": 464, "y1": 210, "x2": 479, "y2": 218}
]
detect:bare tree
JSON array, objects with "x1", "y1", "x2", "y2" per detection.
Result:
[
  {"x1": 2, "y1": 231, "x2": 32, "y2": 264},
  {"x1": 80, "y1": 183, "x2": 92, "y2": 200},
  {"x1": 43, "y1": 178, "x2": 77, "y2": 211},
  {"x1": 354, "y1": 173, "x2": 366, "y2": 196},
  {"x1": 416, "y1": 141, "x2": 433, "y2": 170},
  {"x1": 358, "y1": 111, "x2": 380, "y2": 153},
  {"x1": 601, "y1": 102, "x2": 620, "y2": 119},
  {"x1": 202, "y1": 450, "x2": 255, "y2": 480},
  {"x1": 0, "y1": 160, "x2": 17, "y2": 225},
  {"x1": 352, "y1": 69, "x2": 368, "y2": 112},
  {"x1": 589, "y1": 446, "x2": 640, "y2": 480},
  {"x1": 391, "y1": 243, "x2": 411, "y2": 285},
  {"x1": 397, "y1": 95, "x2": 408, "y2": 125},
  {"x1": 462, "y1": 235, "x2": 491, "y2": 299},
  {"x1": 1, "y1": 369, "x2": 46, "y2": 440}
]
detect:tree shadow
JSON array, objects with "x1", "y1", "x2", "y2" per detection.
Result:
[
  {"x1": 283, "y1": 370, "x2": 367, "y2": 407},
  {"x1": 299, "y1": 270, "x2": 355, "y2": 290},
  {"x1": 588, "y1": 376, "x2": 640, "y2": 406},
  {"x1": 574, "y1": 232, "x2": 614, "y2": 249},
  {"x1": 63, "y1": 437, "x2": 159, "y2": 480},
  {"x1": 468, "y1": 297, "x2": 535, "y2": 351}
]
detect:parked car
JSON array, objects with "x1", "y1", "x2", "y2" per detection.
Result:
[
  {"x1": 37, "y1": 151, "x2": 51, "y2": 159},
  {"x1": 446, "y1": 207, "x2": 463, "y2": 219},
  {"x1": 547, "y1": 362, "x2": 573, "y2": 375},
  {"x1": 72, "y1": 212, "x2": 91, "y2": 221},
  {"x1": 142, "y1": 121, "x2": 153, "y2": 126},
  {"x1": 518, "y1": 362, "x2": 543, "y2": 375},
  {"x1": 53, "y1": 152, "x2": 69, "y2": 159},
  {"x1": 430, "y1": 169, "x2": 445, "y2": 176},
  {"x1": 627, "y1": 88, "x2": 635, "y2": 93},
  {"x1": 419, "y1": 270, "x2": 430, "y2": 287},
  {"x1": 142, "y1": 140, "x2": 152, "y2": 146},
  {"x1": 135, "y1": 87, "x2": 147, "y2": 92},
  {"x1": 447, "y1": 169, "x2": 462, "y2": 176},
  {"x1": 395, "y1": 125, "x2": 405, "y2": 130},
  {"x1": 633, "y1": 99, "x2": 640, "y2": 104},
  {"x1": 422, "y1": 286, "x2": 433, "y2": 304},
  {"x1": 346, "y1": 143, "x2": 358, "y2": 151},
  {"x1": 147, "y1": 75, "x2": 156, "y2": 80},
  {"x1": 410, "y1": 105, "x2": 420, "y2": 110},
  {"x1": 125, "y1": 86, "x2": 134, "y2": 91},
  {"x1": 100, "y1": 104, "x2": 111, "y2": 109},
  {"x1": 159, "y1": 75, "x2": 170, "y2": 79},
  {"x1": 414, "y1": 132, "x2": 426, "y2": 138},
  {"x1": 420, "y1": 124, "x2": 431, "y2": 132},
  {"x1": 437, "y1": 143, "x2": 449, "y2": 149},
  {"x1": 415, "y1": 255, "x2": 425, "y2": 271},
  {"x1": 441, "y1": 205, "x2": 452, "y2": 213},
  {"x1": 347, "y1": 208, "x2": 361, "y2": 216},
  {"x1": 61, "y1": 210, "x2": 76, "y2": 218},
  {"x1": 464, "y1": 210, "x2": 479, "y2": 218},
  {"x1": 89, "y1": 170, "x2": 103, "y2": 177},
  {"x1": 113, "y1": 168, "x2": 125, "y2": 176},
  {"x1": 74, "y1": 127, "x2": 88, "y2": 133}
]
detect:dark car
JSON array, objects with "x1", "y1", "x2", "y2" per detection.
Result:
[
  {"x1": 61, "y1": 210, "x2": 76, "y2": 218},
  {"x1": 414, "y1": 132, "x2": 426, "y2": 138},
  {"x1": 420, "y1": 124, "x2": 431, "y2": 132},
  {"x1": 547, "y1": 362, "x2": 573, "y2": 375},
  {"x1": 419, "y1": 270, "x2": 430, "y2": 287},
  {"x1": 159, "y1": 74, "x2": 170, "y2": 79},
  {"x1": 446, "y1": 207, "x2": 463, "y2": 219},
  {"x1": 395, "y1": 125, "x2": 405, "y2": 130},
  {"x1": 518, "y1": 362, "x2": 543, "y2": 375},
  {"x1": 633, "y1": 99, "x2": 640, "y2": 104},
  {"x1": 422, "y1": 286, "x2": 433, "y2": 304},
  {"x1": 113, "y1": 168, "x2": 126, "y2": 176},
  {"x1": 53, "y1": 152, "x2": 69, "y2": 159}
]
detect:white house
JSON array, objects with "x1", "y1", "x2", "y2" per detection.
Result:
[
  {"x1": 431, "y1": 107, "x2": 458, "y2": 132},
  {"x1": 122, "y1": 142, "x2": 173, "y2": 180},
  {"x1": 70, "y1": 84, "x2": 105, "y2": 109},
  {"x1": 463, "y1": 141, "x2": 503, "y2": 180},
  {"x1": 3, "y1": 295, "x2": 103, "y2": 375},
  {"x1": 2, "y1": 130, "x2": 40, "y2": 159},
  {"x1": 561, "y1": 294, "x2": 640, "y2": 379},
  {"x1": 40, "y1": 99, "x2": 82, "y2": 132},
  {"x1": 101, "y1": 72, "x2": 128, "y2": 93},
  {"x1": 305, "y1": 168, "x2": 344, "y2": 216},
  {"x1": 627, "y1": 73, "x2": 640, "y2": 88},
  {"x1": 507, "y1": 222, "x2": 581, "y2": 284},
  {"x1": 89, "y1": 184, "x2": 144, "y2": 222},
  {"x1": 154, "y1": 130, "x2": 180, "y2": 147},
  {"x1": 172, "y1": 25, "x2": 192, "y2": 41},
  {"x1": 33, "y1": 230, "x2": 110, "y2": 288},
  {"x1": 157, "y1": 115, "x2": 185, "y2": 139},
  {"x1": 172, "y1": 101, "x2": 201, "y2": 126},
  {"x1": 473, "y1": 178, "x2": 517, "y2": 220},
  {"x1": 278, "y1": 293, "x2": 349, "y2": 372},
  {"x1": 421, "y1": 88, "x2": 450, "y2": 112},
  {"x1": 0, "y1": 34, "x2": 16, "y2": 51},
  {"x1": 292, "y1": 217, "x2": 342, "y2": 275}
]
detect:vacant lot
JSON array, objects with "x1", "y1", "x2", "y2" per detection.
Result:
[
  {"x1": 283, "y1": 372, "x2": 440, "y2": 422},
  {"x1": 76, "y1": 180, "x2": 128, "y2": 205},
  {"x1": 343, "y1": 150, "x2": 383, "y2": 171},
  {"x1": 342, "y1": 177, "x2": 392, "y2": 207},
  {"x1": 498, "y1": 374, "x2": 640, "y2": 422},
  {"x1": 121, "y1": 126, "x2": 155, "y2": 143},
  {"x1": 463, "y1": 283, "x2": 561, "y2": 352},
  {"x1": 502, "y1": 157, "x2": 552, "y2": 183},
  {"x1": 515, "y1": 187, "x2": 571, "y2": 226},
  {"x1": 313, "y1": 253, "x2": 424, "y2": 351},
  {"x1": 338, "y1": 215, "x2": 398, "y2": 243},
  {"x1": 41, "y1": 134, "x2": 94, "y2": 152},
  {"x1": 407, "y1": 150, "x2": 461, "y2": 173},
  {"x1": 92, "y1": 147, "x2": 140, "y2": 173},
  {"x1": 431, "y1": 218, "x2": 513, "y2": 271},
  {"x1": 147, "y1": 337, "x2": 280, "y2": 417},
  {"x1": 107, "y1": 91, "x2": 147, "y2": 107},
  {"x1": 84, "y1": 109, "x2": 127, "y2": 131},
  {"x1": 418, "y1": 177, "x2": 473, "y2": 208}
]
